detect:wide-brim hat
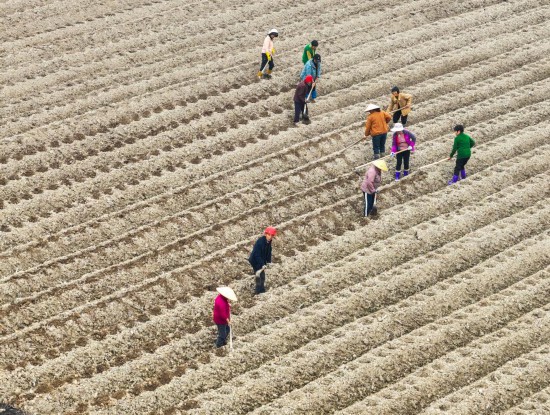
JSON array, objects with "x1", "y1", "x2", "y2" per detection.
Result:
[
  {"x1": 365, "y1": 104, "x2": 380, "y2": 112},
  {"x1": 216, "y1": 286, "x2": 237, "y2": 302},
  {"x1": 372, "y1": 159, "x2": 388, "y2": 172},
  {"x1": 391, "y1": 123, "x2": 404, "y2": 132}
]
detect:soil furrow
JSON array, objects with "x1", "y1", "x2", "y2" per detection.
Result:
[
  {"x1": 419, "y1": 345, "x2": 550, "y2": 415},
  {"x1": 1, "y1": 169, "x2": 547, "y2": 407},
  {"x1": 246, "y1": 290, "x2": 550, "y2": 415}
]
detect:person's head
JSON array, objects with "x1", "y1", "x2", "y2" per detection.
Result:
[
  {"x1": 311, "y1": 40, "x2": 319, "y2": 50},
  {"x1": 365, "y1": 103, "x2": 380, "y2": 113},
  {"x1": 304, "y1": 75, "x2": 313, "y2": 85},
  {"x1": 372, "y1": 159, "x2": 389, "y2": 172},
  {"x1": 391, "y1": 86, "x2": 400, "y2": 97},
  {"x1": 268, "y1": 28, "x2": 279, "y2": 39},
  {"x1": 264, "y1": 226, "x2": 277, "y2": 241},
  {"x1": 313, "y1": 54, "x2": 321, "y2": 64},
  {"x1": 453, "y1": 124, "x2": 464, "y2": 135}
]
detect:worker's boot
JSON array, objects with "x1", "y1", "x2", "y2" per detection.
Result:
[
  {"x1": 257, "y1": 71, "x2": 263, "y2": 78},
  {"x1": 448, "y1": 175, "x2": 459, "y2": 185},
  {"x1": 263, "y1": 69, "x2": 272, "y2": 79},
  {"x1": 395, "y1": 171, "x2": 401, "y2": 181},
  {"x1": 403, "y1": 170, "x2": 409, "y2": 177},
  {"x1": 460, "y1": 168, "x2": 467, "y2": 179},
  {"x1": 373, "y1": 153, "x2": 380, "y2": 160},
  {"x1": 380, "y1": 152, "x2": 386, "y2": 158}
]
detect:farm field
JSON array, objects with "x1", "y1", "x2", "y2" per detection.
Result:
[{"x1": 0, "y1": 0, "x2": 549, "y2": 414}]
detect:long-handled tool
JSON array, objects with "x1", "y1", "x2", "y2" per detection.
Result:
[
  {"x1": 389, "y1": 105, "x2": 411, "y2": 114},
  {"x1": 354, "y1": 148, "x2": 410, "y2": 171},
  {"x1": 304, "y1": 82, "x2": 316, "y2": 119}
]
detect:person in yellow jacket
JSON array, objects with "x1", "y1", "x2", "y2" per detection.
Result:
[
  {"x1": 387, "y1": 86, "x2": 412, "y2": 126},
  {"x1": 364, "y1": 103, "x2": 391, "y2": 159},
  {"x1": 258, "y1": 29, "x2": 278, "y2": 79}
]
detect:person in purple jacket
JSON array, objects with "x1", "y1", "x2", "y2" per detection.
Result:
[
  {"x1": 212, "y1": 286, "x2": 237, "y2": 348},
  {"x1": 390, "y1": 123, "x2": 416, "y2": 181}
]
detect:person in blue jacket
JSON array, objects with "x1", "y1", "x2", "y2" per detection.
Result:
[
  {"x1": 249, "y1": 227, "x2": 276, "y2": 294},
  {"x1": 300, "y1": 54, "x2": 321, "y2": 102}
]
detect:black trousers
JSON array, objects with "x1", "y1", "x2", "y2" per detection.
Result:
[
  {"x1": 294, "y1": 101, "x2": 306, "y2": 122},
  {"x1": 396, "y1": 150, "x2": 411, "y2": 171},
  {"x1": 454, "y1": 157, "x2": 470, "y2": 175},
  {"x1": 255, "y1": 270, "x2": 266, "y2": 294},
  {"x1": 260, "y1": 53, "x2": 275, "y2": 72},
  {"x1": 393, "y1": 110, "x2": 408, "y2": 126},
  {"x1": 363, "y1": 192, "x2": 376, "y2": 217},
  {"x1": 216, "y1": 324, "x2": 230, "y2": 348}
]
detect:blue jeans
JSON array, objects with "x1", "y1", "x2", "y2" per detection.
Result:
[
  {"x1": 372, "y1": 133, "x2": 387, "y2": 157},
  {"x1": 310, "y1": 86, "x2": 317, "y2": 99},
  {"x1": 216, "y1": 324, "x2": 230, "y2": 348}
]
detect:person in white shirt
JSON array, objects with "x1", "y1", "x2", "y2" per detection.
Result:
[{"x1": 258, "y1": 29, "x2": 278, "y2": 79}]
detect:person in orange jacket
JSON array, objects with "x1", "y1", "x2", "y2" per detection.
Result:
[{"x1": 364, "y1": 104, "x2": 391, "y2": 160}]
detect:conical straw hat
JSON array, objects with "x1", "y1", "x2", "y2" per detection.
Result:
[
  {"x1": 372, "y1": 159, "x2": 388, "y2": 171},
  {"x1": 216, "y1": 286, "x2": 237, "y2": 302},
  {"x1": 364, "y1": 103, "x2": 380, "y2": 112}
]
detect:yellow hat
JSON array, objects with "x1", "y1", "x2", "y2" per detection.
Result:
[{"x1": 372, "y1": 159, "x2": 388, "y2": 171}]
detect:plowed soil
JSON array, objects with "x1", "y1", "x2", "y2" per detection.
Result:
[{"x1": 1, "y1": 0, "x2": 549, "y2": 414}]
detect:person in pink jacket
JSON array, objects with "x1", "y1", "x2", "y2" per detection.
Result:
[
  {"x1": 212, "y1": 286, "x2": 237, "y2": 348},
  {"x1": 390, "y1": 123, "x2": 416, "y2": 181},
  {"x1": 360, "y1": 159, "x2": 388, "y2": 217},
  {"x1": 257, "y1": 29, "x2": 278, "y2": 79}
]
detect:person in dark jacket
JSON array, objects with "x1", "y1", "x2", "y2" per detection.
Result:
[
  {"x1": 293, "y1": 75, "x2": 314, "y2": 124},
  {"x1": 447, "y1": 124, "x2": 475, "y2": 185},
  {"x1": 249, "y1": 227, "x2": 276, "y2": 294}
]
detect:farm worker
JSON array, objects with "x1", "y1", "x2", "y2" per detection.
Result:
[
  {"x1": 258, "y1": 29, "x2": 278, "y2": 79},
  {"x1": 447, "y1": 124, "x2": 475, "y2": 185},
  {"x1": 249, "y1": 227, "x2": 277, "y2": 294},
  {"x1": 213, "y1": 286, "x2": 237, "y2": 348},
  {"x1": 300, "y1": 54, "x2": 322, "y2": 102},
  {"x1": 387, "y1": 86, "x2": 412, "y2": 126},
  {"x1": 364, "y1": 103, "x2": 391, "y2": 159},
  {"x1": 293, "y1": 75, "x2": 314, "y2": 124},
  {"x1": 360, "y1": 159, "x2": 388, "y2": 217},
  {"x1": 302, "y1": 40, "x2": 319, "y2": 64},
  {"x1": 390, "y1": 123, "x2": 416, "y2": 181}
]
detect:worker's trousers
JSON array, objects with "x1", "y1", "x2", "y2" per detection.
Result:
[
  {"x1": 392, "y1": 110, "x2": 408, "y2": 126},
  {"x1": 255, "y1": 270, "x2": 266, "y2": 294},
  {"x1": 371, "y1": 133, "x2": 387, "y2": 158},
  {"x1": 215, "y1": 324, "x2": 230, "y2": 348},
  {"x1": 453, "y1": 157, "x2": 470, "y2": 176},
  {"x1": 363, "y1": 192, "x2": 376, "y2": 217},
  {"x1": 260, "y1": 53, "x2": 275, "y2": 72}
]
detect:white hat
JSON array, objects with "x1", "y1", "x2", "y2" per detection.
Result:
[
  {"x1": 268, "y1": 28, "x2": 279, "y2": 35},
  {"x1": 391, "y1": 123, "x2": 404, "y2": 132},
  {"x1": 216, "y1": 286, "x2": 237, "y2": 302},
  {"x1": 365, "y1": 104, "x2": 380, "y2": 112},
  {"x1": 372, "y1": 159, "x2": 388, "y2": 172}
]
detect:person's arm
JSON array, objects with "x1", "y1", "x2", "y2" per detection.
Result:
[
  {"x1": 307, "y1": 49, "x2": 313, "y2": 61},
  {"x1": 364, "y1": 117, "x2": 372, "y2": 137},
  {"x1": 387, "y1": 97, "x2": 395, "y2": 112},
  {"x1": 267, "y1": 243, "x2": 272, "y2": 264},
  {"x1": 249, "y1": 239, "x2": 264, "y2": 271},
  {"x1": 391, "y1": 134, "x2": 397, "y2": 153},
  {"x1": 384, "y1": 111, "x2": 391, "y2": 123},
  {"x1": 317, "y1": 63, "x2": 322, "y2": 79},
  {"x1": 298, "y1": 84, "x2": 307, "y2": 103},
  {"x1": 404, "y1": 93, "x2": 412, "y2": 108},
  {"x1": 449, "y1": 137, "x2": 458, "y2": 158},
  {"x1": 365, "y1": 168, "x2": 376, "y2": 194},
  {"x1": 407, "y1": 131, "x2": 416, "y2": 150}
]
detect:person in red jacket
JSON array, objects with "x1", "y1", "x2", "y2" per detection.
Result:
[
  {"x1": 293, "y1": 75, "x2": 314, "y2": 124},
  {"x1": 212, "y1": 286, "x2": 237, "y2": 348}
]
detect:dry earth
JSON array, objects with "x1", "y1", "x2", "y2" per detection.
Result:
[{"x1": 0, "y1": 0, "x2": 549, "y2": 414}]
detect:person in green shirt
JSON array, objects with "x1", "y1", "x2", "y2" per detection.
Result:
[
  {"x1": 447, "y1": 124, "x2": 475, "y2": 185},
  {"x1": 302, "y1": 40, "x2": 318, "y2": 64}
]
